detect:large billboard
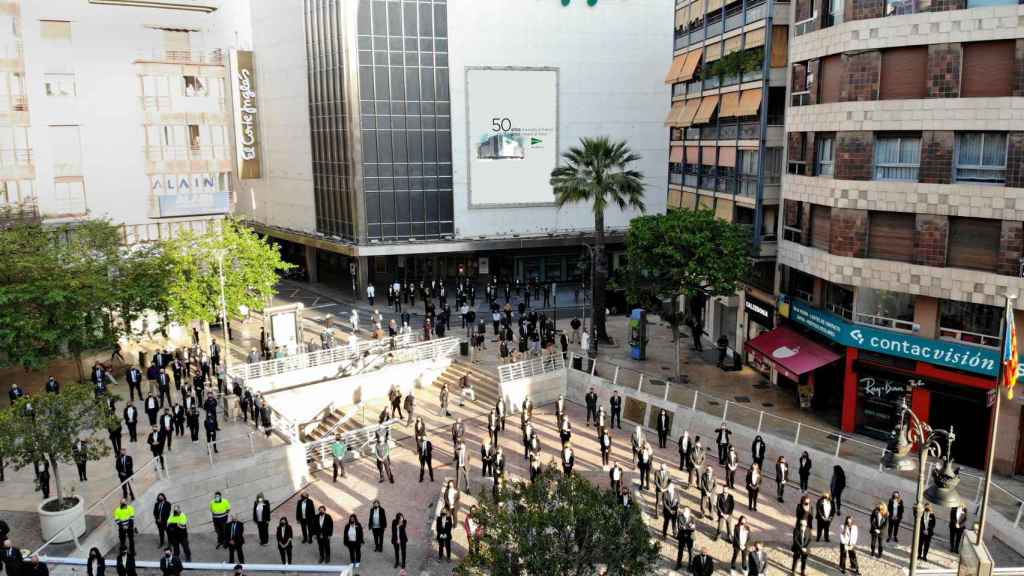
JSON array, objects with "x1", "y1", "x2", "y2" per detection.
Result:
[
  {"x1": 230, "y1": 49, "x2": 261, "y2": 179},
  {"x1": 466, "y1": 67, "x2": 558, "y2": 207}
]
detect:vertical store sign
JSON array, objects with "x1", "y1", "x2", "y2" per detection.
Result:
[{"x1": 230, "y1": 50, "x2": 261, "y2": 179}]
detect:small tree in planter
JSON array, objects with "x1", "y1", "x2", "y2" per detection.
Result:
[{"x1": 0, "y1": 383, "x2": 119, "y2": 511}]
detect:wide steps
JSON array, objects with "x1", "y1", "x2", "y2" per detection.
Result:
[{"x1": 430, "y1": 361, "x2": 501, "y2": 408}]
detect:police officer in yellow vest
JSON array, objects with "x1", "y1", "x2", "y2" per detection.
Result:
[
  {"x1": 167, "y1": 505, "x2": 192, "y2": 562},
  {"x1": 114, "y1": 498, "x2": 136, "y2": 554},
  {"x1": 211, "y1": 491, "x2": 231, "y2": 548}
]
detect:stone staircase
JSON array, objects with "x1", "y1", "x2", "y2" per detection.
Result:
[{"x1": 432, "y1": 360, "x2": 501, "y2": 410}]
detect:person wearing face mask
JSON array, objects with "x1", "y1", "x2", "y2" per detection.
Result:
[
  {"x1": 115, "y1": 545, "x2": 136, "y2": 576},
  {"x1": 86, "y1": 547, "x2": 105, "y2": 576},
  {"x1": 158, "y1": 548, "x2": 182, "y2": 576},
  {"x1": 113, "y1": 499, "x2": 136, "y2": 554},
  {"x1": 152, "y1": 493, "x2": 171, "y2": 548},
  {"x1": 791, "y1": 518, "x2": 812, "y2": 576},
  {"x1": 225, "y1": 515, "x2": 245, "y2": 564},
  {"x1": 252, "y1": 493, "x2": 270, "y2": 546},
  {"x1": 295, "y1": 493, "x2": 316, "y2": 544},
  {"x1": 166, "y1": 506, "x2": 191, "y2": 562},
  {"x1": 662, "y1": 483, "x2": 680, "y2": 538},
  {"x1": 368, "y1": 500, "x2": 388, "y2": 552},
  {"x1": 675, "y1": 506, "x2": 696, "y2": 569},
  {"x1": 314, "y1": 506, "x2": 333, "y2": 564},
  {"x1": 747, "y1": 541, "x2": 768, "y2": 576},
  {"x1": 276, "y1": 518, "x2": 293, "y2": 564},
  {"x1": 690, "y1": 546, "x2": 714, "y2": 576},
  {"x1": 209, "y1": 492, "x2": 231, "y2": 548},
  {"x1": 343, "y1": 514, "x2": 364, "y2": 568},
  {"x1": 435, "y1": 510, "x2": 453, "y2": 562},
  {"x1": 839, "y1": 515, "x2": 860, "y2": 574},
  {"x1": 731, "y1": 516, "x2": 750, "y2": 571}
]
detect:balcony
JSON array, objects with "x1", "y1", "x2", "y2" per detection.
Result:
[
  {"x1": 939, "y1": 327, "x2": 1000, "y2": 349},
  {"x1": 0, "y1": 148, "x2": 32, "y2": 166},
  {"x1": 0, "y1": 96, "x2": 27, "y2": 112},
  {"x1": 854, "y1": 311, "x2": 916, "y2": 333},
  {"x1": 0, "y1": 198, "x2": 40, "y2": 224},
  {"x1": 134, "y1": 48, "x2": 225, "y2": 65},
  {"x1": 144, "y1": 145, "x2": 231, "y2": 162}
]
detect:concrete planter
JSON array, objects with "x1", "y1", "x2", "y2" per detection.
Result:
[{"x1": 38, "y1": 496, "x2": 85, "y2": 544}]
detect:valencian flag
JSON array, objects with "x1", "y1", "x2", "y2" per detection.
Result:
[{"x1": 1003, "y1": 298, "x2": 1019, "y2": 400}]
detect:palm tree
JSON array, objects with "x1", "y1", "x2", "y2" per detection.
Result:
[{"x1": 550, "y1": 137, "x2": 645, "y2": 346}]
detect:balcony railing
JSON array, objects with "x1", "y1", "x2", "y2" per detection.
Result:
[
  {"x1": 854, "y1": 311, "x2": 916, "y2": 333},
  {"x1": 685, "y1": 127, "x2": 701, "y2": 141},
  {"x1": 791, "y1": 91, "x2": 811, "y2": 107},
  {"x1": 940, "y1": 327, "x2": 1000, "y2": 349},
  {"x1": 794, "y1": 16, "x2": 817, "y2": 36},
  {"x1": 826, "y1": 304, "x2": 855, "y2": 321},
  {"x1": 0, "y1": 95, "x2": 27, "y2": 112},
  {"x1": 0, "y1": 148, "x2": 32, "y2": 166},
  {"x1": 739, "y1": 121, "x2": 760, "y2": 139},
  {"x1": 144, "y1": 145, "x2": 231, "y2": 162},
  {"x1": 135, "y1": 48, "x2": 225, "y2": 65},
  {"x1": 724, "y1": 6, "x2": 745, "y2": 31}
]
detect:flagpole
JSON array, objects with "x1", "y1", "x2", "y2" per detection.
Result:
[{"x1": 975, "y1": 294, "x2": 1015, "y2": 544}]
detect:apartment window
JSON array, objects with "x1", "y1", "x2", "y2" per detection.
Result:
[
  {"x1": 825, "y1": 282, "x2": 854, "y2": 319},
  {"x1": 874, "y1": 135, "x2": 920, "y2": 181},
  {"x1": 816, "y1": 136, "x2": 834, "y2": 176},
  {"x1": 0, "y1": 72, "x2": 25, "y2": 111},
  {"x1": 785, "y1": 267, "x2": 816, "y2": 303},
  {"x1": 50, "y1": 126, "x2": 83, "y2": 177},
  {"x1": 962, "y1": 41, "x2": 1015, "y2": 98},
  {"x1": 948, "y1": 217, "x2": 1000, "y2": 271},
  {"x1": 885, "y1": 0, "x2": 916, "y2": 15},
  {"x1": 40, "y1": 20, "x2": 72, "y2": 44},
  {"x1": 819, "y1": 54, "x2": 842, "y2": 104},
  {"x1": 855, "y1": 288, "x2": 915, "y2": 331},
  {"x1": 810, "y1": 204, "x2": 831, "y2": 251},
  {"x1": 53, "y1": 178, "x2": 86, "y2": 215},
  {"x1": 955, "y1": 132, "x2": 1007, "y2": 183},
  {"x1": 0, "y1": 126, "x2": 30, "y2": 165},
  {"x1": 867, "y1": 211, "x2": 915, "y2": 262},
  {"x1": 183, "y1": 75, "x2": 207, "y2": 97},
  {"x1": 0, "y1": 180, "x2": 33, "y2": 205},
  {"x1": 880, "y1": 46, "x2": 927, "y2": 100},
  {"x1": 939, "y1": 300, "x2": 1000, "y2": 346},
  {"x1": 44, "y1": 73, "x2": 76, "y2": 98},
  {"x1": 140, "y1": 75, "x2": 171, "y2": 110}
]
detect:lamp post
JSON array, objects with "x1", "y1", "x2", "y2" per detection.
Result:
[
  {"x1": 881, "y1": 398, "x2": 961, "y2": 576},
  {"x1": 580, "y1": 242, "x2": 597, "y2": 357}
]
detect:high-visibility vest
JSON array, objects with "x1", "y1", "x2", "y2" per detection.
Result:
[
  {"x1": 210, "y1": 498, "x2": 231, "y2": 518},
  {"x1": 114, "y1": 506, "x2": 135, "y2": 526},
  {"x1": 168, "y1": 513, "x2": 188, "y2": 528}
]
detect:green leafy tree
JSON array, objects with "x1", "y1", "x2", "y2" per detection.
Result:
[
  {"x1": 457, "y1": 465, "x2": 660, "y2": 576},
  {"x1": 0, "y1": 384, "x2": 119, "y2": 509},
  {"x1": 624, "y1": 208, "x2": 751, "y2": 345},
  {"x1": 111, "y1": 243, "x2": 173, "y2": 339},
  {"x1": 0, "y1": 220, "x2": 126, "y2": 378},
  {"x1": 163, "y1": 218, "x2": 293, "y2": 327},
  {"x1": 550, "y1": 137, "x2": 646, "y2": 345}
]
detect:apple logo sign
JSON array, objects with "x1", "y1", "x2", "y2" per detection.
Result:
[{"x1": 772, "y1": 346, "x2": 799, "y2": 359}]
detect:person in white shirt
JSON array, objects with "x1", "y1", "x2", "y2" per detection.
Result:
[
  {"x1": 839, "y1": 515, "x2": 860, "y2": 574},
  {"x1": 580, "y1": 329, "x2": 590, "y2": 354},
  {"x1": 366, "y1": 284, "x2": 375, "y2": 306},
  {"x1": 350, "y1": 310, "x2": 359, "y2": 333}
]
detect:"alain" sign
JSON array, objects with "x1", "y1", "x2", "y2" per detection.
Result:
[{"x1": 230, "y1": 49, "x2": 261, "y2": 179}]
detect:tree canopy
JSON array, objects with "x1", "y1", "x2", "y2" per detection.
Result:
[
  {"x1": 625, "y1": 208, "x2": 752, "y2": 308},
  {"x1": 0, "y1": 383, "x2": 120, "y2": 507},
  {"x1": 457, "y1": 465, "x2": 660, "y2": 576},
  {"x1": 162, "y1": 218, "x2": 293, "y2": 326}
]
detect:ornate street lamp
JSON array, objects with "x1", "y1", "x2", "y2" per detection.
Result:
[{"x1": 881, "y1": 398, "x2": 961, "y2": 576}]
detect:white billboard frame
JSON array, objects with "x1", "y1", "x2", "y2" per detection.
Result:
[{"x1": 464, "y1": 66, "x2": 560, "y2": 210}]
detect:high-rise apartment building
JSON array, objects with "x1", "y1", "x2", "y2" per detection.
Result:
[
  {"x1": 240, "y1": 0, "x2": 669, "y2": 289},
  {"x1": 769, "y1": 0, "x2": 1024, "y2": 472},
  {"x1": 0, "y1": 0, "x2": 250, "y2": 240},
  {"x1": 665, "y1": 0, "x2": 791, "y2": 359}
]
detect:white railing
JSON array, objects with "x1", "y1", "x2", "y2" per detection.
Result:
[
  {"x1": 498, "y1": 351, "x2": 566, "y2": 383},
  {"x1": 568, "y1": 353, "x2": 1024, "y2": 529},
  {"x1": 854, "y1": 311, "x2": 917, "y2": 333},
  {"x1": 399, "y1": 336, "x2": 460, "y2": 363},
  {"x1": 228, "y1": 332, "x2": 418, "y2": 382},
  {"x1": 40, "y1": 557, "x2": 351, "y2": 575},
  {"x1": 940, "y1": 326, "x2": 1001, "y2": 348},
  {"x1": 304, "y1": 419, "x2": 399, "y2": 466}
]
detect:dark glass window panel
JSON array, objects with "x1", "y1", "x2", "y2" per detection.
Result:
[
  {"x1": 374, "y1": 66, "x2": 389, "y2": 99},
  {"x1": 366, "y1": 191, "x2": 380, "y2": 222},
  {"x1": 389, "y1": 68, "x2": 405, "y2": 100},
  {"x1": 436, "y1": 53, "x2": 448, "y2": 67},
  {"x1": 360, "y1": 67, "x2": 374, "y2": 99},
  {"x1": 437, "y1": 102, "x2": 449, "y2": 115},
  {"x1": 439, "y1": 176, "x2": 452, "y2": 189},
  {"x1": 361, "y1": 115, "x2": 375, "y2": 129},
  {"x1": 379, "y1": 163, "x2": 393, "y2": 177},
  {"x1": 411, "y1": 223, "x2": 424, "y2": 236},
  {"x1": 374, "y1": 52, "x2": 387, "y2": 65},
  {"x1": 392, "y1": 116, "x2": 406, "y2": 130},
  {"x1": 436, "y1": 68, "x2": 449, "y2": 100},
  {"x1": 407, "y1": 116, "x2": 420, "y2": 129},
  {"x1": 425, "y1": 190, "x2": 439, "y2": 220},
  {"x1": 439, "y1": 163, "x2": 451, "y2": 176},
  {"x1": 420, "y1": 53, "x2": 433, "y2": 66},
  {"x1": 393, "y1": 132, "x2": 408, "y2": 162},
  {"x1": 360, "y1": 101, "x2": 374, "y2": 114},
  {"x1": 394, "y1": 164, "x2": 409, "y2": 177},
  {"x1": 380, "y1": 192, "x2": 396, "y2": 222},
  {"x1": 423, "y1": 163, "x2": 437, "y2": 176},
  {"x1": 423, "y1": 133, "x2": 436, "y2": 161},
  {"x1": 377, "y1": 132, "x2": 393, "y2": 162},
  {"x1": 407, "y1": 133, "x2": 422, "y2": 162},
  {"x1": 437, "y1": 116, "x2": 450, "y2": 130},
  {"x1": 439, "y1": 191, "x2": 453, "y2": 220},
  {"x1": 364, "y1": 176, "x2": 379, "y2": 191},
  {"x1": 388, "y1": 1, "x2": 402, "y2": 34},
  {"x1": 419, "y1": 4, "x2": 433, "y2": 36},
  {"x1": 422, "y1": 116, "x2": 435, "y2": 130},
  {"x1": 389, "y1": 53, "x2": 403, "y2": 66},
  {"x1": 380, "y1": 177, "x2": 394, "y2": 191},
  {"x1": 361, "y1": 130, "x2": 377, "y2": 162},
  {"x1": 435, "y1": 39, "x2": 447, "y2": 52},
  {"x1": 405, "y1": 53, "x2": 418, "y2": 66},
  {"x1": 405, "y1": 69, "x2": 420, "y2": 100},
  {"x1": 403, "y1": 3, "x2": 417, "y2": 35},
  {"x1": 376, "y1": 116, "x2": 391, "y2": 129},
  {"x1": 438, "y1": 132, "x2": 451, "y2": 161},
  {"x1": 395, "y1": 177, "x2": 409, "y2": 190},
  {"x1": 358, "y1": 36, "x2": 372, "y2": 50},
  {"x1": 420, "y1": 39, "x2": 432, "y2": 51},
  {"x1": 367, "y1": 223, "x2": 380, "y2": 239},
  {"x1": 422, "y1": 102, "x2": 434, "y2": 115},
  {"x1": 398, "y1": 223, "x2": 411, "y2": 237},
  {"x1": 391, "y1": 101, "x2": 405, "y2": 114},
  {"x1": 373, "y1": 37, "x2": 387, "y2": 50},
  {"x1": 364, "y1": 164, "x2": 378, "y2": 177},
  {"x1": 372, "y1": 1, "x2": 387, "y2": 33},
  {"x1": 388, "y1": 38, "x2": 402, "y2": 51},
  {"x1": 358, "y1": 51, "x2": 372, "y2": 65},
  {"x1": 358, "y1": 0, "x2": 372, "y2": 32},
  {"x1": 440, "y1": 222, "x2": 453, "y2": 234},
  {"x1": 405, "y1": 38, "x2": 417, "y2": 51},
  {"x1": 434, "y1": 4, "x2": 447, "y2": 38}
]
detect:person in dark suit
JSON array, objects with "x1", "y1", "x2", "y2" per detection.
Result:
[
  {"x1": 831, "y1": 465, "x2": 847, "y2": 514},
  {"x1": 86, "y1": 547, "x2": 105, "y2": 576},
  {"x1": 276, "y1": 518, "x2": 293, "y2": 564},
  {"x1": 609, "y1": 391, "x2": 622, "y2": 429},
  {"x1": 315, "y1": 507, "x2": 333, "y2": 564},
  {"x1": 435, "y1": 510, "x2": 453, "y2": 562},
  {"x1": 745, "y1": 463, "x2": 761, "y2": 511},
  {"x1": 584, "y1": 387, "x2": 598, "y2": 425},
  {"x1": 675, "y1": 507, "x2": 696, "y2": 569},
  {"x1": 919, "y1": 504, "x2": 936, "y2": 561},
  {"x1": 791, "y1": 519, "x2": 812, "y2": 576},
  {"x1": 418, "y1": 437, "x2": 434, "y2": 482},
  {"x1": 152, "y1": 493, "x2": 171, "y2": 547},
  {"x1": 342, "y1": 514, "x2": 364, "y2": 568},
  {"x1": 816, "y1": 492, "x2": 835, "y2": 542},
  {"x1": 751, "y1": 435, "x2": 766, "y2": 469},
  {"x1": 115, "y1": 449, "x2": 135, "y2": 500},
  {"x1": 147, "y1": 426, "x2": 165, "y2": 471},
  {"x1": 225, "y1": 515, "x2": 245, "y2": 564},
  {"x1": 798, "y1": 451, "x2": 812, "y2": 493},
  {"x1": 775, "y1": 456, "x2": 789, "y2": 503},
  {"x1": 869, "y1": 503, "x2": 888, "y2": 558},
  {"x1": 887, "y1": 491, "x2": 905, "y2": 543},
  {"x1": 656, "y1": 409, "x2": 670, "y2": 448},
  {"x1": 144, "y1": 394, "x2": 160, "y2": 427},
  {"x1": 391, "y1": 512, "x2": 408, "y2": 569},
  {"x1": 690, "y1": 547, "x2": 714, "y2": 576},
  {"x1": 599, "y1": 428, "x2": 611, "y2": 466},
  {"x1": 115, "y1": 546, "x2": 136, "y2": 576},
  {"x1": 296, "y1": 493, "x2": 316, "y2": 543},
  {"x1": 73, "y1": 439, "x2": 89, "y2": 482},
  {"x1": 368, "y1": 501, "x2": 388, "y2": 552},
  {"x1": 158, "y1": 548, "x2": 182, "y2": 576},
  {"x1": 252, "y1": 493, "x2": 271, "y2": 546},
  {"x1": 949, "y1": 504, "x2": 967, "y2": 553},
  {"x1": 123, "y1": 404, "x2": 139, "y2": 443},
  {"x1": 747, "y1": 541, "x2": 768, "y2": 576}
]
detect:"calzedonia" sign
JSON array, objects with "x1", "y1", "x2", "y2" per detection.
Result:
[
  {"x1": 231, "y1": 50, "x2": 261, "y2": 179},
  {"x1": 779, "y1": 296, "x2": 1004, "y2": 378}
]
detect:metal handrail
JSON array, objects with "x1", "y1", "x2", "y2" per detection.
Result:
[
  {"x1": 569, "y1": 353, "x2": 1024, "y2": 528},
  {"x1": 33, "y1": 455, "x2": 164, "y2": 556},
  {"x1": 205, "y1": 431, "x2": 257, "y2": 465},
  {"x1": 498, "y1": 352, "x2": 566, "y2": 383},
  {"x1": 304, "y1": 419, "x2": 399, "y2": 466},
  {"x1": 228, "y1": 332, "x2": 418, "y2": 382},
  {"x1": 39, "y1": 557, "x2": 351, "y2": 574}
]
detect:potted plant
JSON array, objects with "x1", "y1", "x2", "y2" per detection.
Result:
[{"x1": 0, "y1": 384, "x2": 119, "y2": 543}]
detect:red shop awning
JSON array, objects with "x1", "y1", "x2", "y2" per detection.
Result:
[{"x1": 746, "y1": 326, "x2": 841, "y2": 380}]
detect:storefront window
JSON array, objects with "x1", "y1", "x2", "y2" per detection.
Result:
[
  {"x1": 824, "y1": 282, "x2": 853, "y2": 320},
  {"x1": 938, "y1": 300, "x2": 1001, "y2": 347},
  {"x1": 856, "y1": 371, "x2": 917, "y2": 440},
  {"x1": 784, "y1": 267, "x2": 816, "y2": 304},
  {"x1": 854, "y1": 288, "x2": 915, "y2": 331}
]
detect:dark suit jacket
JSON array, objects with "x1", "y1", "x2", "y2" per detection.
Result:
[
  {"x1": 391, "y1": 519, "x2": 408, "y2": 544},
  {"x1": 435, "y1": 516, "x2": 453, "y2": 541},
  {"x1": 226, "y1": 521, "x2": 245, "y2": 545},
  {"x1": 342, "y1": 522, "x2": 364, "y2": 546},
  {"x1": 690, "y1": 553, "x2": 714, "y2": 576},
  {"x1": 792, "y1": 527, "x2": 811, "y2": 552},
  {"x1": 276, "y1": 524, "x2": 293, "y2": 548},
  {"x1": 116, "y1": 552, "x2": 136, "y2": 576},
  {"x1": 315, "y1": 514, "x2": 334, "y2": 539},
  {"x1": 86, "y1": 557, "x2": 105, "y2": 576},
  {"x1": 159, "y1": 555, "x2": 182, "y2": 576},
  {"x1": 153, "y1": 500, "x2": 171, "y2": 525},
  {"x1": 368, "y1": 507, "x2": 388, "y2": 530},
  {"x1": 296, "y1": 499, "x2": 315, "y2": 523},
  {"x1": 116, "y1": 455, "x2": 134, "y2": 477},
  {"x1": 253, "y1": 501, "x2": 270, "y2": 523}
]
